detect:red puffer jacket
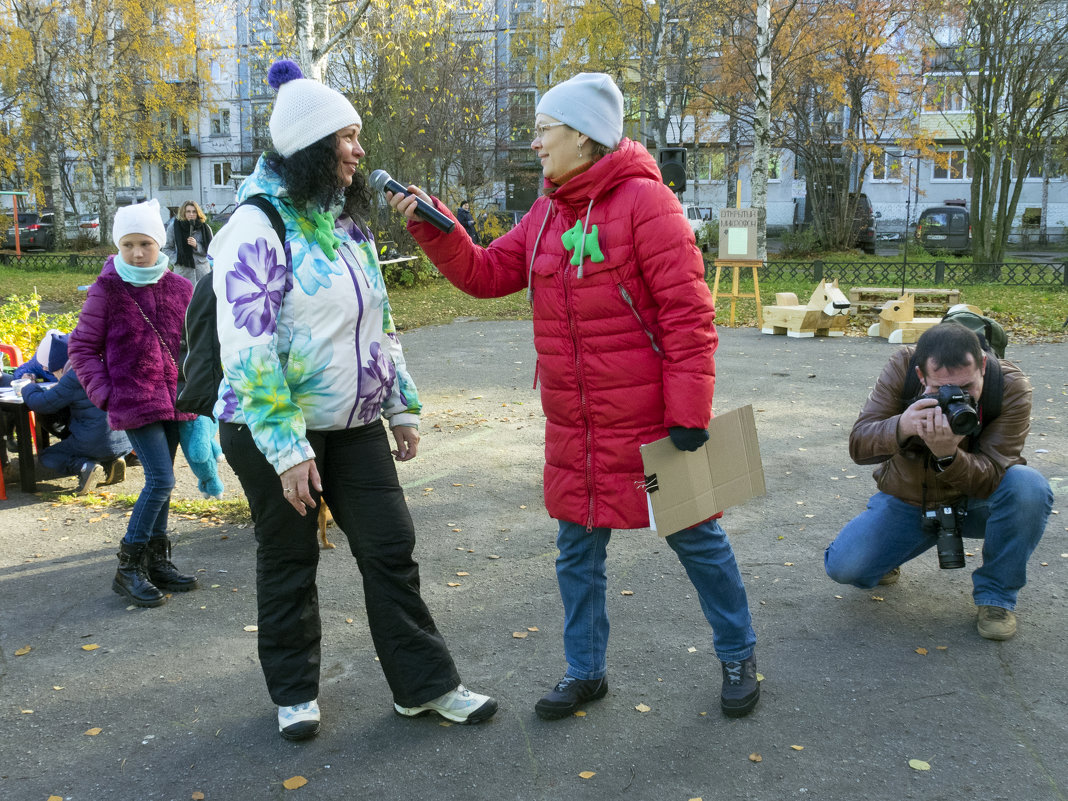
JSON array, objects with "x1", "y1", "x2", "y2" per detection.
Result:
[{"x1": 410, "y1": 139, "x2": 716, "y2": 529}]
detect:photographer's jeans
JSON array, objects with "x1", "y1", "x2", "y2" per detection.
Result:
[
  {"x1": 555, "y1": 518, "x2": 756, "y2": 680},
  {"x1": 825, "y1": 465, "x2": 1053, "y2": 609}
]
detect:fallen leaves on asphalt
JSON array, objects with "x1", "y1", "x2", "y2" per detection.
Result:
[
  {"x1": 908, "y1": 759, "x2": 931, "y2": 771},
  {"x1": 283, "y1": 775, "x2": 308, "y2": 789}
]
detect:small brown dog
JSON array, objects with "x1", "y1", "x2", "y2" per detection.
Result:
[{"x1": 317, "y1": 502, "x2": 336, "y2": 549}]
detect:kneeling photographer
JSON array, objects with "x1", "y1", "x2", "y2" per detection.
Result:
[{"x1": 824, "y1": 322, "x2": 1052, "y2": 640}]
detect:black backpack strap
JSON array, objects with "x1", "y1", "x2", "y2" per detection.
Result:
[
  {"x1": 977, "y1": 355, "x2": 1002, "y2": 428},
  {"x1": 239, "y1": 195, "x2": 287, "y2": 243}
]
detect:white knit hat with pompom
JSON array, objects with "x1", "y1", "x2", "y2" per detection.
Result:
[{"x1": 267, "y1": 60, "x2": 362, "y2": 157}]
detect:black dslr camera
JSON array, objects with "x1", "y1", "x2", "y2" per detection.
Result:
[
  {"x1": 922, "y1": 504, "x2": 967, "y2": 569},
  {"x1": 928, "y1": 385, "x2": 980, "y2": 436}
]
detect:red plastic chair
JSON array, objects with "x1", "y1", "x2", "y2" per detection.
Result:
[{"x1": 0, "y1": 341, "x2": 39, "y2": 449}]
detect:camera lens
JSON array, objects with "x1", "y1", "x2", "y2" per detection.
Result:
[
  {"x1": 936, "y1": 531, "x2": 966, "y2": 569},
  {"x1": 945, "y1": 402, "x2": 980, "y2": 435}
]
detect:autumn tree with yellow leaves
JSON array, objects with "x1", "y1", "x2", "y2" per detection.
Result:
[
  {"x1": 0, "y1": 0, "x2": 200, "y2": 242},
  {"x1": 913, "y1": 0, "x2": 1068, "y2": 265}
]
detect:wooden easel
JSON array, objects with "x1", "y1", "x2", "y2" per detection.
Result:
[{"x1": 712, "y1": 259, "x2": 763, "y2": 327}]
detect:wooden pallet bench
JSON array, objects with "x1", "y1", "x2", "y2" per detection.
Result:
[{"x1": 848, "y1": 286, "x2": 961, "y2": 316}]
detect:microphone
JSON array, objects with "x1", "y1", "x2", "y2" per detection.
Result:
[{"x1": 369, "y1": 169, "x2": 455, "y2": 233}]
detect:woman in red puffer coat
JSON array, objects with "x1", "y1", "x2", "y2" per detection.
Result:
[{"x1": 388, "y1": 73, "x2": 759, "y2": 721}]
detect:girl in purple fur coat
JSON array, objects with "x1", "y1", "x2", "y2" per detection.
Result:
[{"x1": 68, "y1": 199, "x2": 200, "y2": 608}]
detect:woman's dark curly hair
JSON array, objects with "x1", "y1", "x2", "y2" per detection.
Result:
[{"x1": 264, "y1": 132, "x2": 372, "y2": 225}]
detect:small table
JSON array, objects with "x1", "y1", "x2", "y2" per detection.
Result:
[{"x1": 0, "y1": 395, "x2": 48, "y2": 493}]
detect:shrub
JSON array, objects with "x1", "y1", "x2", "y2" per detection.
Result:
[
  {"x1": 381, "y1": 252, "x2": 439, "y2": 288},
  {"x1": 780, "y1": 227, "x2": 821, "y2": 257},
  {"x1": 0, "y1": 291, "x2": 80, "y2": 359}
]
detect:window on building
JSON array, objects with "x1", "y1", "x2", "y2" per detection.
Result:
[
  {"x1": 161, "y1": 115, "x2": 193, "y2": 149},
  {"x1": 932, "y1": 149, "x2": 972, "y2": 180},
  {"x1": 251, "y1": 103, "x2": 272, "y2": 152},
  {"x1": 114, "y1": 160, "x2": 143, "y2": 189},
  {"x1": 210, "y1": 109, "x2": 231, "y2": 137},
  {"x1": 923, "y1": 76, "x2": 968, "y2": 113},
  {"x1": 212, "y1": 162, "x2": 233, "y2": 187},
  {"x1": 510, "y1": 89, "x2": 535, "y2": 143},
  {"x1": 693, "y1": 150, "x2": 726, "y2": 182},
  {"x1": 509, "y1": 33, "x2": 535, "y2": 84},
  {"x1": 160, "y1": 163, "x2": 193, "y2": 188},
  {"x1": 871, "y1": 153, "x2": 903, "y2": 181},
  {"x1": 768, "y1": 152, "x2": 781, "y2": 181},
  {"x1": 792, "y1": 152, "x2": 806, "y2": 181}
]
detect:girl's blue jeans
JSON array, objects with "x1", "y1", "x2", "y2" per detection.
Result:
[
  {"x1": 825, "y1": 465, "x2": 1053, "y2": 609},
  {"x1": 122, "y1": 421, "x2": 180, "y2": 545},
  {"x1": 555, "y1": 518, "x2": 756, "y2": 680}
]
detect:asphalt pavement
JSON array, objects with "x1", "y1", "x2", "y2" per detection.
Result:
[{"x1": 0, "y1": 320, "x2": 1065, "y2": 801}]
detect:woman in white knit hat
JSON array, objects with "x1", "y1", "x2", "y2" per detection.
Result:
[
  {"x1": 388, "y1": 72, "x2": 760, "y2": 721},
  {"x1": 68, "y1": 198, "x2": 201, "y2": 608},
  {"x1": 209, "y1": 59, "x2": 496, "y2": 741}
]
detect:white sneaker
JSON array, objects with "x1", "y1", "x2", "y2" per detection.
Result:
[
  {"x1": 277, "y1": 699, "x2": 320, "y2": 741},
  {"x1": 394, "y1": 684, "x2": 498, "y2": 724}
]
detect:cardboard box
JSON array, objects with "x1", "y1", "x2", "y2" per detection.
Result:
[{"x1": 640, "y1": 405, "x2": 766, "y2": 535}]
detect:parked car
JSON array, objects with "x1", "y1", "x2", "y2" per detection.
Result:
[
  {"x1": 915, "y1": 205, "x2": 972, "y2": 255},
  {"x1": 680, "y1": 204, "x2": 714, "y2": 234},
  {"x1": 3, "y1": 212, "x2": 54, "y2": 250},
  {"x1": 73, "y1": 213, "x2": 101, "y2": 243}
]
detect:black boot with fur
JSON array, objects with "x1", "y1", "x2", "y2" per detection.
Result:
[
  {"x1": 113, "y1": 541, "x2": 166, "y2": 607},
  {"x1": 145, "y1": 537, "x2": 199, "y2": 592}
]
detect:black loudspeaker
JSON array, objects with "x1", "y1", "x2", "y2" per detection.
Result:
[{"x1": 657, "y1": 147, "x2": 687, "y2": 193}]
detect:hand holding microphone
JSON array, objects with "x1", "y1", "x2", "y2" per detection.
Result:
[{"x1": 369, "y1": 169, "x2": 455, "y2": 233}]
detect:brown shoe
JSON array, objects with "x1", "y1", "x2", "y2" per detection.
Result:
[
  {"x1": 977, "y1": 606, "x2": 1017, "y2": 640},
  {"x1": 877, "y1": 567, "x2": 901, "y2": 585},
  {"x1": 103, "y1": 457, "x2": 127, "y2": 485}
]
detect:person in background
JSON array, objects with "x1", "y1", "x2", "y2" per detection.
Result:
[
  {"x1": 455, "y1": 200, "x2": 479, "y2": 243},
  {"x1": 163, "y1": 200, "x2": 213, "y2": 285},
  {"x1": 68, "y1": 199, "x2": 200, "y2": 608},
  {"x1": 20, "y1": 330, "x2": 131, "y2": 494},
  {"x1": 209, "y1": 59, "x2": 497, "y2": 741},
  {"x1": 387, "y1": 73, "x2": 759, "y2": 720}
]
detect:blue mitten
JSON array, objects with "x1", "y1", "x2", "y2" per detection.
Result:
[
  {"x1": 668, "y1": 426, "x2": 710, "y2": 452},
  {"x1": 178, "y1": 416, "x2": 224, "y2": 498}
]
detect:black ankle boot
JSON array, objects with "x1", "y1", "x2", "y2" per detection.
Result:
[
  {"x1": 113, "y1": 541, "x2": 166, "y2": 607},
  {"x1": 145, "y1": 537, "x2": 198, "y2": 592}
]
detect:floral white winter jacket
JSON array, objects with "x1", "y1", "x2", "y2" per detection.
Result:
[{"x1": 209, "y1": 156, "x2": 420, "y2": 475}]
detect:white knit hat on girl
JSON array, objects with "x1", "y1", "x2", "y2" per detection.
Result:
[
  {"x1": 267, "y1": 60, "x2": 363, "y2": 157},
  {"x1": 112, "y1": 199, "x2": 167, "y2": 248},
  {"x1": 535, "y1": 73, "x2": 624, "y2": 149}
]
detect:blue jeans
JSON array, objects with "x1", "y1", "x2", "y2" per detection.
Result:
[
  {"x1": 122, "y1": 421, "x2": 180, "y2": 545},
  {"x1": 825, "y1": 465, "x2": 1053, "y2": 609},
  {"x1": 555, "y1": 518, "x2": 756, "y2": 679}
]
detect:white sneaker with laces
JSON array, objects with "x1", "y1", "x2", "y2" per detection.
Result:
[
  {"x1": 394, "y1": 684, "x2": 498, "y2": 724},
  {"x1": 277, "y1": 699, "x2": 320, "y2": 741}
]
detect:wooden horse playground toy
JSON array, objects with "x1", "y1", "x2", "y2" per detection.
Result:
[
  {"x1": 761, "y1": 279, "x2": 852, "y2": 337},
  {"x1": 867, "y1": 293, "x2": 942, "y2": 344}
]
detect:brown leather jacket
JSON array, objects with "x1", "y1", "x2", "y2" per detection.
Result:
[{"x1": 849, "y1": 347, "x2": 1031, "y2": 506}]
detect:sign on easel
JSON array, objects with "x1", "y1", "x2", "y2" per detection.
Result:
[{"x1": 718, "y1": 208, "x2": 759, "y2": 260}]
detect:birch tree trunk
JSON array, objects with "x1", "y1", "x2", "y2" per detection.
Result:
[{"x1": 751, "y1": 0, "x2": 772, "y2": 261}]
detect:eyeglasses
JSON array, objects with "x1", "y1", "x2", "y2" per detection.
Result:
[{"x1": 533, "y1": 122, "x2": 567, "y2": 139}]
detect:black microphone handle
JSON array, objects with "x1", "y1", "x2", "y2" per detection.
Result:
[{"x1": 381, "y1": 177, "x2": 455, "y2": 234}]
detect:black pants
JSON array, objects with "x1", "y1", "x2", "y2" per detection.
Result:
[{"x1": 221, "y1": 421, "x2": 460, "y2": 708}]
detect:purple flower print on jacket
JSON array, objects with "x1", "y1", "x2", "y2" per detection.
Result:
[
  {"x1": 355, "y1": 341, "x2": 397, "y2": 424},
  {"x1": 225, "y1": 237, "x2": 292, "y2": 336}
]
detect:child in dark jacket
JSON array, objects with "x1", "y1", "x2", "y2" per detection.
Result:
[
  {"x1": 68, "y1": 199, "x2": 200, "y2": 608},
  {"x1": 20, "y1": 331, "x2": 131, "y2": 494}
]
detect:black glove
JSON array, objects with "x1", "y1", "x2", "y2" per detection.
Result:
[{"x1": 668, "y1": 426, "x2": 710, "y2": 452}]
